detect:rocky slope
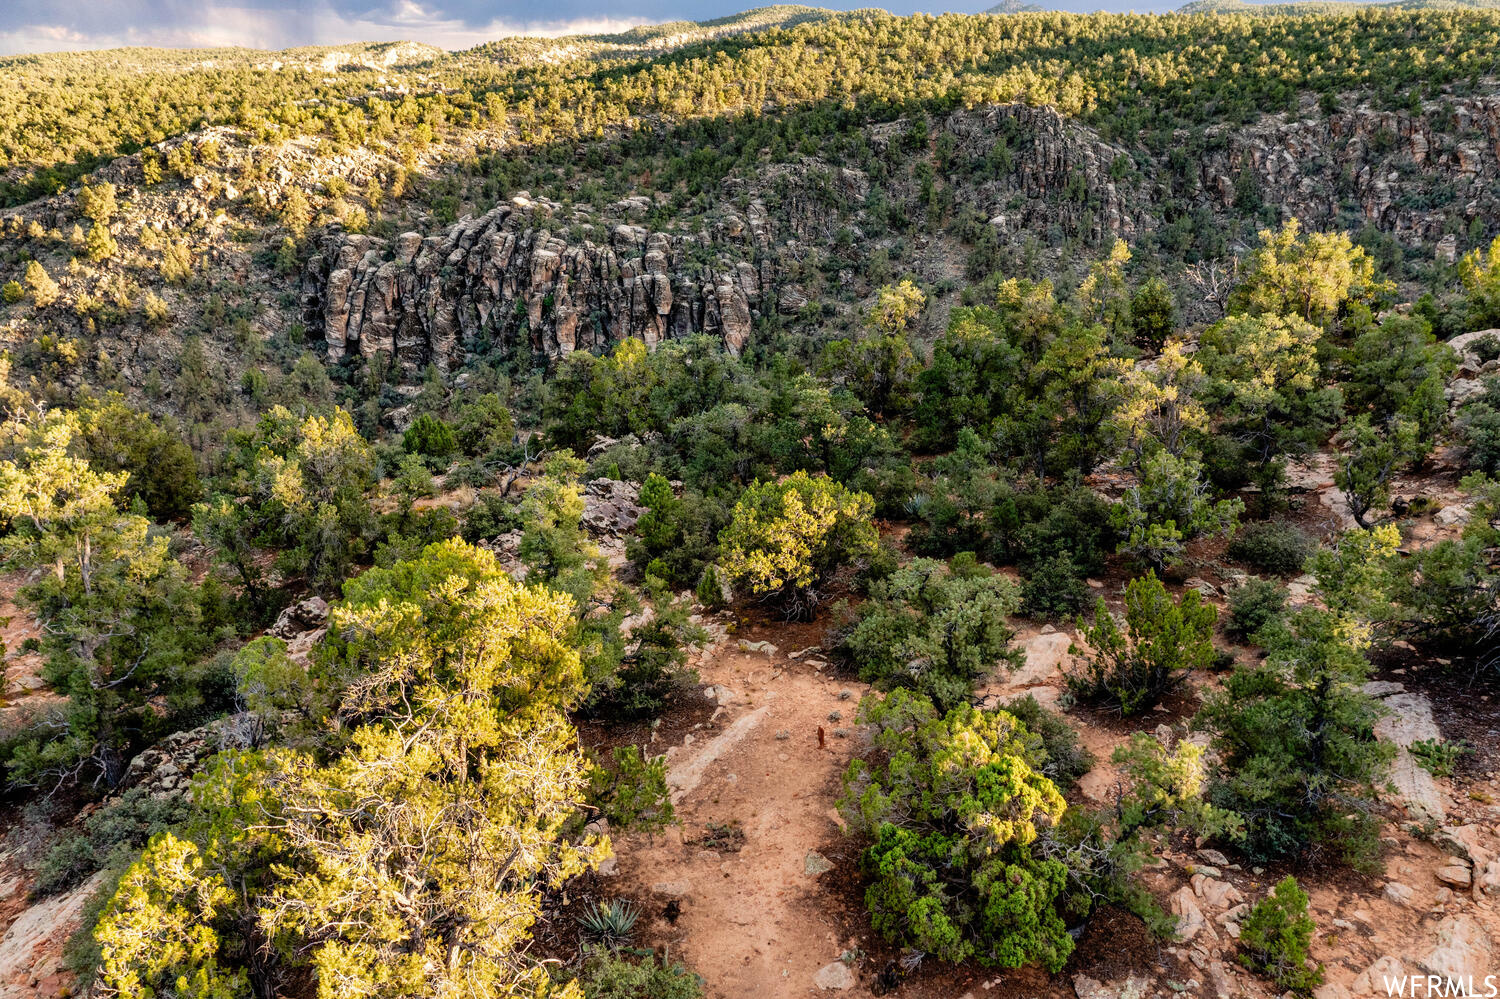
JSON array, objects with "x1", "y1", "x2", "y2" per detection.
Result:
[{"x1": 299, "y1": 92, "x2": 1500, "y2": 371}]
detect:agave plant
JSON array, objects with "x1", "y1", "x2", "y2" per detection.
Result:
[{"x1": 577, "y1": 898, "x2": 640, "y2": 948}]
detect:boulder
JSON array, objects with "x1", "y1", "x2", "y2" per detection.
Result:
[
  {"x1": 813, "y1": 962, "x2": 855, "y2": 991},
  {"x1": 268, "y1": 595, "x2": 330, "y2": 639},
  {"x1": 1421, "y1": 915, "x2": 1491, "y2": 982},
  {"x1": 1436, "y1": 864, "x2": 1473, "y2": 889},
  {"x1": 1171, "y1": 885, "x2": 1211, "y2": 941},
  {"x1": 581, "y1": 478, "x2": 644, "y2": 536},
  {"x1": 1191, "y1": 873, "x2": 1246, "y2": 910}
]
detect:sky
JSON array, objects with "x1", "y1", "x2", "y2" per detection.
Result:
[{"x1": 0, "y1": 0, "x2": 1174, "y2": 57}]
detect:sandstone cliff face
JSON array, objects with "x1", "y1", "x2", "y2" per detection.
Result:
[
  {"x1": 1201, "y1": 95, "x2": 1500, "y2": 244},
  {"x1": 301, "y1": 193, "x2": 775, "y2": 373}
]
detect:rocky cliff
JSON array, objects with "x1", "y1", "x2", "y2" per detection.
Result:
[
  {"x1": 1200, "y1": 95, "x2": 1500, "y2": 250},
  {"x1": 299, "y1": 95, "x2": 1499, "y2": 372},
  {"x1": 299, "y1": 102, "x2": 1134, "y2": 370},
  {"x1": 300, "y1": 195, "x2": 773, "y2": 373}
]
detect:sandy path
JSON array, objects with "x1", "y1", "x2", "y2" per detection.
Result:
[{"x1": 611, "y1": 640, "x2": 878, "y2": 998}]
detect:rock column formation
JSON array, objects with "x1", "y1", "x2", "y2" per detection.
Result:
[{"x1": 301, "y1": 195, "x2": 769, "y2": 372}]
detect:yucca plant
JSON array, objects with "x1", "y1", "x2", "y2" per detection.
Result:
[{"x1": 578, "y1": 898, "x2": 640, "y2": 948}]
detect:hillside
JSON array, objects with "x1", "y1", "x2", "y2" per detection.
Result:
[{"x1": 0, "y1": 7, "x2": 1497, "y2": 999}]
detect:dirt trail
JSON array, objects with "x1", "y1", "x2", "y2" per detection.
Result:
[{"x1": 610, "y1": 636, "x2": 878, "y2": 998}]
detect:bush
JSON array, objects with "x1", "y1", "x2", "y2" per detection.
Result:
[
  {"x1": 1198, "y1": 608, "x2": 1392, "y2": 868},
  {"x1": 1459, "y1": 377, "x2": 1500, "y2": 475},
  {"x1": 1066, "y1": 572, "x2": 1217, "y2": 715},
  {"x1": 1227, "y1": 520, "x2": 1314, "y2": 577},
  {"x1": 1410, "y1": 738, "x2": 1469, "y2": 777},
  {"x1": 1226, "y1": 577, "x2": 1288, "y2": 643},
  {"x1": 586, "y1": 583, "x2": 701, "y2": 721},
  {"x1": 574, "y1": 953, "x2": 702, "y2": 999},
  {"x1": 402, "y1": 412, "x2": 458, "y2": 463},
  {"x1": 831, "y1": 557, "x2": 1021, "y2": 711},
  {"x1": 1472, "y1": 332, "x2": 1500, "y2": 365},
  {"x1": 1019, "y1": 552, "x2": 1092, "y2": 618},
  {"x1": 839, "y1": 690, "x2": 1073, "y2": 972},
  {"x1": 33, "y1": 787, "x2": 191, "y2": 896},
  {"x1": 1112, "y1": 450, "x2": 1242, "y2": 571},
  {"x1": 1389, "y1": 534, "x2": 1498, "y2": 652},
  {"x1": 589, "y1": 746, "x2": 675, "y2": 833},
  {"x1": 1238, "y1": 876, "x2": 1323, "y2": 995},
  {"x1": 1003, "y1": 693, "x2": 1095, "y2": 788},
  {"x1": 718, "y1": 471, "x2": 878, "y2": 618},
  {"x1": 989, "y1": 480, "x2": 1117, "y2": 576}
]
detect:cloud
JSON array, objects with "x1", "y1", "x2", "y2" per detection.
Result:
[{"x1": 0, "y1": 0, "x2": 661, "y2": 56}]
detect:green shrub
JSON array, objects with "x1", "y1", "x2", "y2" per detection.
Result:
[
  {"x1": 589, "y1": 746, "x2": 675, "y2": 834},
  {"x1": 831, "y1": 557, "x2": 1021, "y2": 711},
  {"x1": 718, "y1": 471, "x2": 878, "y2": 618},
  {"x1": 402, "y1": 412, "x2": 458, "y2": 462},
  {"x1": 1389, "y1": 533, "x2": 1498, "y2": 652},
  {"x1": 1238, "y1": 876, "x2": 1323, "y2": 995},
  {"x1": 990, "y1": 481, "x2": 1118, "y2": 576},
  {"x1": 1066, "y1": 572, "x2": 1217, "y2": 715},
  {"x1": 574, "y1": 953, "x2": 702, "y2": 999},
  {"x1": 1459, "y1": 377, "x2": 1500, "y2": 475},
  {"x1": 1471, "y1": 332, "x2": 1500, "y2": 365},
  {"x1": 1226, "y1": 577, "x2": 1288, "y2": 643},
  {"x1": 1019, "y1": 552, "x2": 1091, "y2": 618},
  {"x1": 33, "y1": 788, "x2": 191, "y2": 896},
  {"x1": 587, "y1": 583, "x2": 701, "y2": 721},
  {"x1": 1410, "y1": 738, "x2": 1469, "y2": 777},
  {"x1": 839, "y1": 689, "x2": 1073, "y2": 972},
  {"x1": 1199, "y1": 608, "x2": 1392, "y2": 868},
  {"x1": 1003, "y1": 693, "x2": 1095, "y2": 788},
  {"x1": 1228, "y1": 520, "x2": 1314, "y2": 577},
  {"x1": 1, "y1": 280, "x2": 23, "y2": 304}
]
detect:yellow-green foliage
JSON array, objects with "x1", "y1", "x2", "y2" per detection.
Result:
[
  {"x1": 839, "y1": 689, "x2": 1073, "y2": 971},
  {"x1": 718, "y1": 469, "x2": 877, "y2": 614},
  {"x1": 94, "y1": 833, "x2": 248, "y2": 999}
]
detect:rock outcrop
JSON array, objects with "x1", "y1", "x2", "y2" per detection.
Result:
[
  {"x1": 301, "y1": 193, "x2": 772, "y2": 372},
  {"x1": 1201, "y1": 95, "x2": 1500, "y2": 244}
]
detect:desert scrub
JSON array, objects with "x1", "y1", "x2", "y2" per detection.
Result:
[
  {"x1": 1003, "y1": 693, "x2": 1096, "y2": 788},
  {"x1": 589, "y1": 745, "x2": 675, "y2": 833},
  {"x1": 1238, "y1": 876, "x2": 1323, "y2": 994},
  {"x1": 1066, "y1": 571, "x2": 1217, "y2": 715},
  {"x1": 717, "y1": 470, "x2": 878, "y2": 618},
  {"x1": 1226, "y1": 577, "x2": 1288, "y2": 643},
  {"x1": 573, "y1": 952, "x2": 702, "y2": 999},
  {"x1": 839, "y1": 689, "x2": 1073, "y2": 972},
  {"x1": 33, "y1": 787, "x2": 191, "y2": 896},
  {"x1": 830, "y1": 555, "x2": 1021, "y2": 711},
  {"x1": 1228, "y1": 520, "x2": 1314, "y2": 577}
]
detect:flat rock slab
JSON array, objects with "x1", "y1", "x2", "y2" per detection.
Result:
[
  {"x1": 666, "y1": 701, "x2": 770, "y2": 802},
  {"x1": 1372, "y1": 689, "x2": 1448, "y2": 822},
  {"x1": 1422, "y1": 915, "x2": 1491, "y2": 982}
]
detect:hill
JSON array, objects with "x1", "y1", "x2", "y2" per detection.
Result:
[{"x1": 0, "y1": 11, "x2": 1499, "y2": 998}]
